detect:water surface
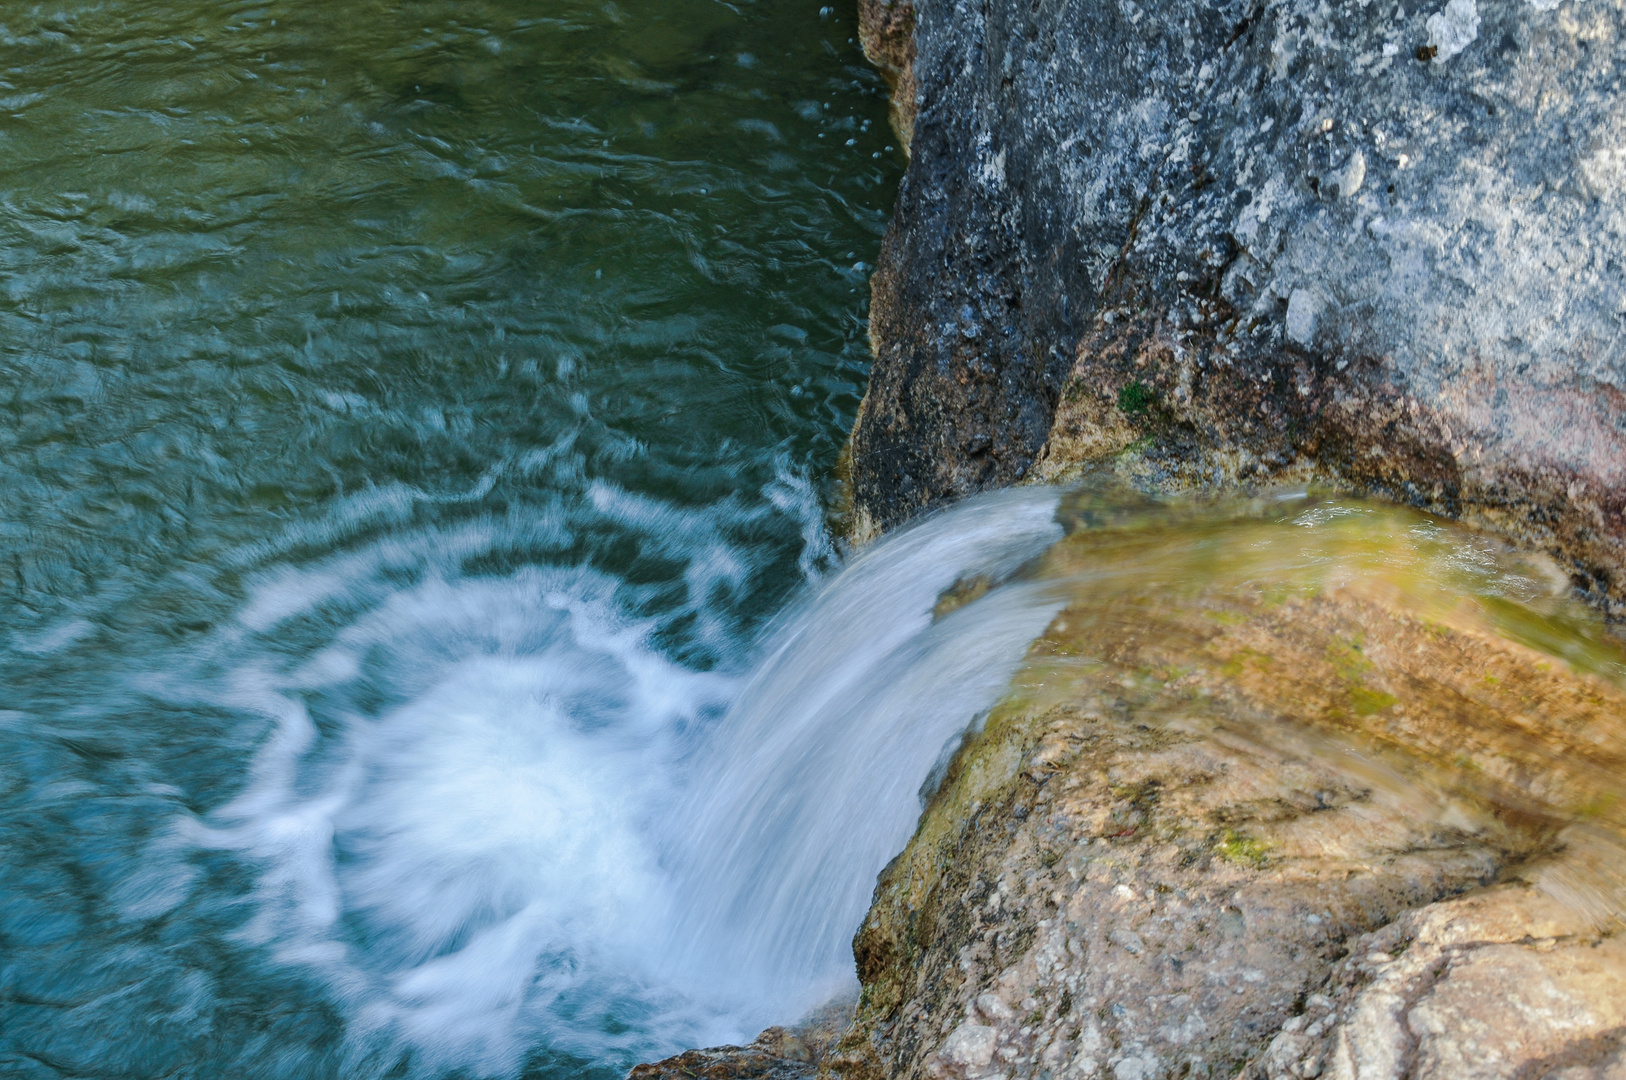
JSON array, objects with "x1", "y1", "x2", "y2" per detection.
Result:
[{"x1": 0, "y1": 2, "x2": 902, "y2": 1077}]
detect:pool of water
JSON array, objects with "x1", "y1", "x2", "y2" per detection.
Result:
[{"x1": 0, "y1": 2, "x2": 901, "y2": 1077}]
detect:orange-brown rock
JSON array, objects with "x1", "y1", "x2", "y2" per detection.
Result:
[{"x1": 823, "y1": 492, "x2": 1626, "y2": 1080}]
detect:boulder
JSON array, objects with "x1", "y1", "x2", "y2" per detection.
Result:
[
  {"x1": 819, "y1": 492, "x2": 1626, "y2": 1080},
  {"x1": 850, "y1": 0, "x2": 1626, "y2": 609}
]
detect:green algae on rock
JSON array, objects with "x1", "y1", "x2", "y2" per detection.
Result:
[{"x1": 823, "y1": 487, "x2": 1626, "y2": 1080}]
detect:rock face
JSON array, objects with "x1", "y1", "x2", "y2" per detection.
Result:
[
  {"x1": 629, "y1": 1028, "x2": 823, "y2": 1080},
  {"x1": 818, "y1": 493, "x2": 1626, "y2": 1080},
  {"x1": 630, "y1": 1000, "x2": 854, "y2": 1080},
  {"x1": 849, "y1": 0, "x2": 1626, "y2": 608}
]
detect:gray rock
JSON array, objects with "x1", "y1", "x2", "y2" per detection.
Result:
[
  {"x1": 1286, "y1": 287, "x2": 1327, "y2": 345},
  {"x1": 852, "y1": 0, "x2": 1626, "y2": 607}
]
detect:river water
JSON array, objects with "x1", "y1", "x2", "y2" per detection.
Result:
[
  {"x1": 0, "y1": 2, "x2": 909, "y2": 1077},
  {"x1": 13, "y1": 7, "x2": 1626, "y2": 1080}
]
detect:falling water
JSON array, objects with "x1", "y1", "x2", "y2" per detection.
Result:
[
  {"x1": 96, "y1": 490, "x2": 1071, "y2": 1080},
  {"x1": 662, "y1": 488, "x2": 1066, "y2": 1009}
]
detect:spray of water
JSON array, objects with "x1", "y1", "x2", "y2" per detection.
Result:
[{"x1": 171, "y1": 487, "x2": 1066, "y2": 1075}]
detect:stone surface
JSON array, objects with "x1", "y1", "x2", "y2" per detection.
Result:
[
  {"x1": 1261, "y1": 886, "x2": 1626, "y2": 1079},
  {"x1": 850, "y1": 0, "x2": 1626, "y2": 608},
  {"x1": 629, "y1": 1030, "x2": 819, "y2": 1080},
  {"x1": 628, "y1": 997, "x2": 854, "y2": 1080},
  {"x1": 818, "y1": 495, "x2": 1626, "y2": 1080}
]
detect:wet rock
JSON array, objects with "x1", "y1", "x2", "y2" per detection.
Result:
[
  {"x1": 850, "y1": 0, "x2": 1626, "y2": 608},
  {"x1": 629, "y1": 1031, "x2": 817, "y2": 1080},
  {"x1": 820, "y1": 494, "x2": 1626, "y2": 1080},
  {"x1": 629, "y1": 998, "x2": 854, "y2": 1080}
]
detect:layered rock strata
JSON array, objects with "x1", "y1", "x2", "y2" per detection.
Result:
[
  {"x1": 849, "y1": 0, "x2": 1626, "y2": 608},
  {"x1": 820, "y1": 493, "x2": 1626, "y2": 1080},
  {"x1": 632, "y1": 494, "x2": 1626, "y2": 1080}
]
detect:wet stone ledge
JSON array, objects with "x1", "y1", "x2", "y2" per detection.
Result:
[{"x1": 639, "y1": 494, "x2": 1626, "y2": 1080}]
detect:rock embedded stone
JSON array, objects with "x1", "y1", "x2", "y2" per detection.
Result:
[{"x1": 1426, "y1": 0, "x2": 1482, "y2": 63}]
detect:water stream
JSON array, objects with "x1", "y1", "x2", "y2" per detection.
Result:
[
  {"x1": 0, "y1": 1, "x2": 921, "y2": 1076},
  {"x1": 7, "y1": 5, "x2": 1626, "y2": 1080}
]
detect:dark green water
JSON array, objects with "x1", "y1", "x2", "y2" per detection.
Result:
[{"x1": 0, "y1": 2, "x2": 900, "y2": 1077}]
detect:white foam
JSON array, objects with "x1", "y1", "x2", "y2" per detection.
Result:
[
  {"x1": 174, "y1": 485, "x2": 1066, "y2": 1075},
  {"x1": 197, "y1": 567, "x2": 735, "y2": 1075}
]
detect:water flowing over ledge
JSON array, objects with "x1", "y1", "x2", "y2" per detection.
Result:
[
  {"x1": 635, "y1": 482, "x2": 1626, "y2": 1080},
  {"x1": 167, "y1": 489, "x2": 1065, "y2": 1076}
]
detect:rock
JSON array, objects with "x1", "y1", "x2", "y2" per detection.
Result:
[
  {"x1": 629, "y1": 998, "x2": 855, "y2": 1080},
  {"x1": 1264, "y1": 886, "x2": 1626, "y2": 1079},
  {"x1": 1285, "y1": 289, "x2": 1327, "y2": 347},
  {"x1": 820, "y1": 492, "x2": 1626, "y2": 1080},
  {"x1": 856, "y1": 0, "x2": 917, "y2": 151},
  {"x1": 1426, "y1": 0, "x2": 1482, "y2": 64},
  {"x1": 850, "y1": 0, "x2": 1626, "y2": 608},
  {"x1": 629, "y1": 1037, "x2": 814, "y2": 1080}
]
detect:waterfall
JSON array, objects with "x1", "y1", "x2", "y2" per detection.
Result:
[
  {"x1": 197, "y1": 488, "x2": 1069, "y2": 1074},
  {"x1": 660, "y1": 487, "x2": 1066, "y2": 1012}
]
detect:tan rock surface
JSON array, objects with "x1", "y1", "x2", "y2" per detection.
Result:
[{"x1": 820, "y1": 494, "x2": 1626, "y2": 1080}]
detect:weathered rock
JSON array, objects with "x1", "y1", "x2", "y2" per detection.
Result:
[
  {"x1": 629, "y1": 1030, "x2": 818, "y2": 1080},
  {"x1": 857, "y1": 0, "x2": 918, "y2": 151},
  {"x1": 628, "y1": 996, "x2": 855, "y2": 1080},
  {"x1": 821, "y1": 493, "x2": 1626, "y2": 1080},
  {"x1": 1259, "y1": 885, "x2": 1626, "y2": 1079},
  {"x1": 850, "y1": 0, "x2": 1626, "y2": 608}
]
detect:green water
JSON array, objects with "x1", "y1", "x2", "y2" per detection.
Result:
[{"x1": 0, "y1": 2, "x2": 900, "y2": 1077}]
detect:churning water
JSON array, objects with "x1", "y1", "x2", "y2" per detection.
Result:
[
  {"x1": 17, "y1": 4, "x2": 1622, "y2": 1079},
  {"x1": 0, "y1": 1, "x2": 975, "y2": 1076},
  {"x1": 162, "y1": 487, "x2": 1066, "y2": 1079}
]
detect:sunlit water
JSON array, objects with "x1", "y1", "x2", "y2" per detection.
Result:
[{"x1": 0, "y1": 1, "x2": 917, "y2": 1076}]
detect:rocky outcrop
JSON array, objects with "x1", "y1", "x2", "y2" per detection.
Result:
[
  {"x1": 849, "y1": 0, "x2": 1626, "y2": 608},
  {"x1": 818, "y1": 493, "x2": 1626, "y2": 1080},
  {"x1": 630, "y1": 999, "x2": 854, "y2": 1080},
  {"x1": 630, "y1": 494, "x2": 1626, "y2": 1080}
]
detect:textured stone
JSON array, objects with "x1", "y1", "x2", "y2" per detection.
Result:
[
  {"x1": 818, "y1": 495, "x2": 1626, "y2": 1080},
  {"x1": 1263, "y1": 887, "x2": 1626, "y2": 1079},
  {"x1": 628, "y1": 999, "x2": 854, "y2": 1080},
  {"x1": 850, "y1": 0, "x2": 1626, "y2": 608}
]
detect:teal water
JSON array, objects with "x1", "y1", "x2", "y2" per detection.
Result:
[{"x1": 0, "y1": 2, "x2": 901, "y2": 1077}]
